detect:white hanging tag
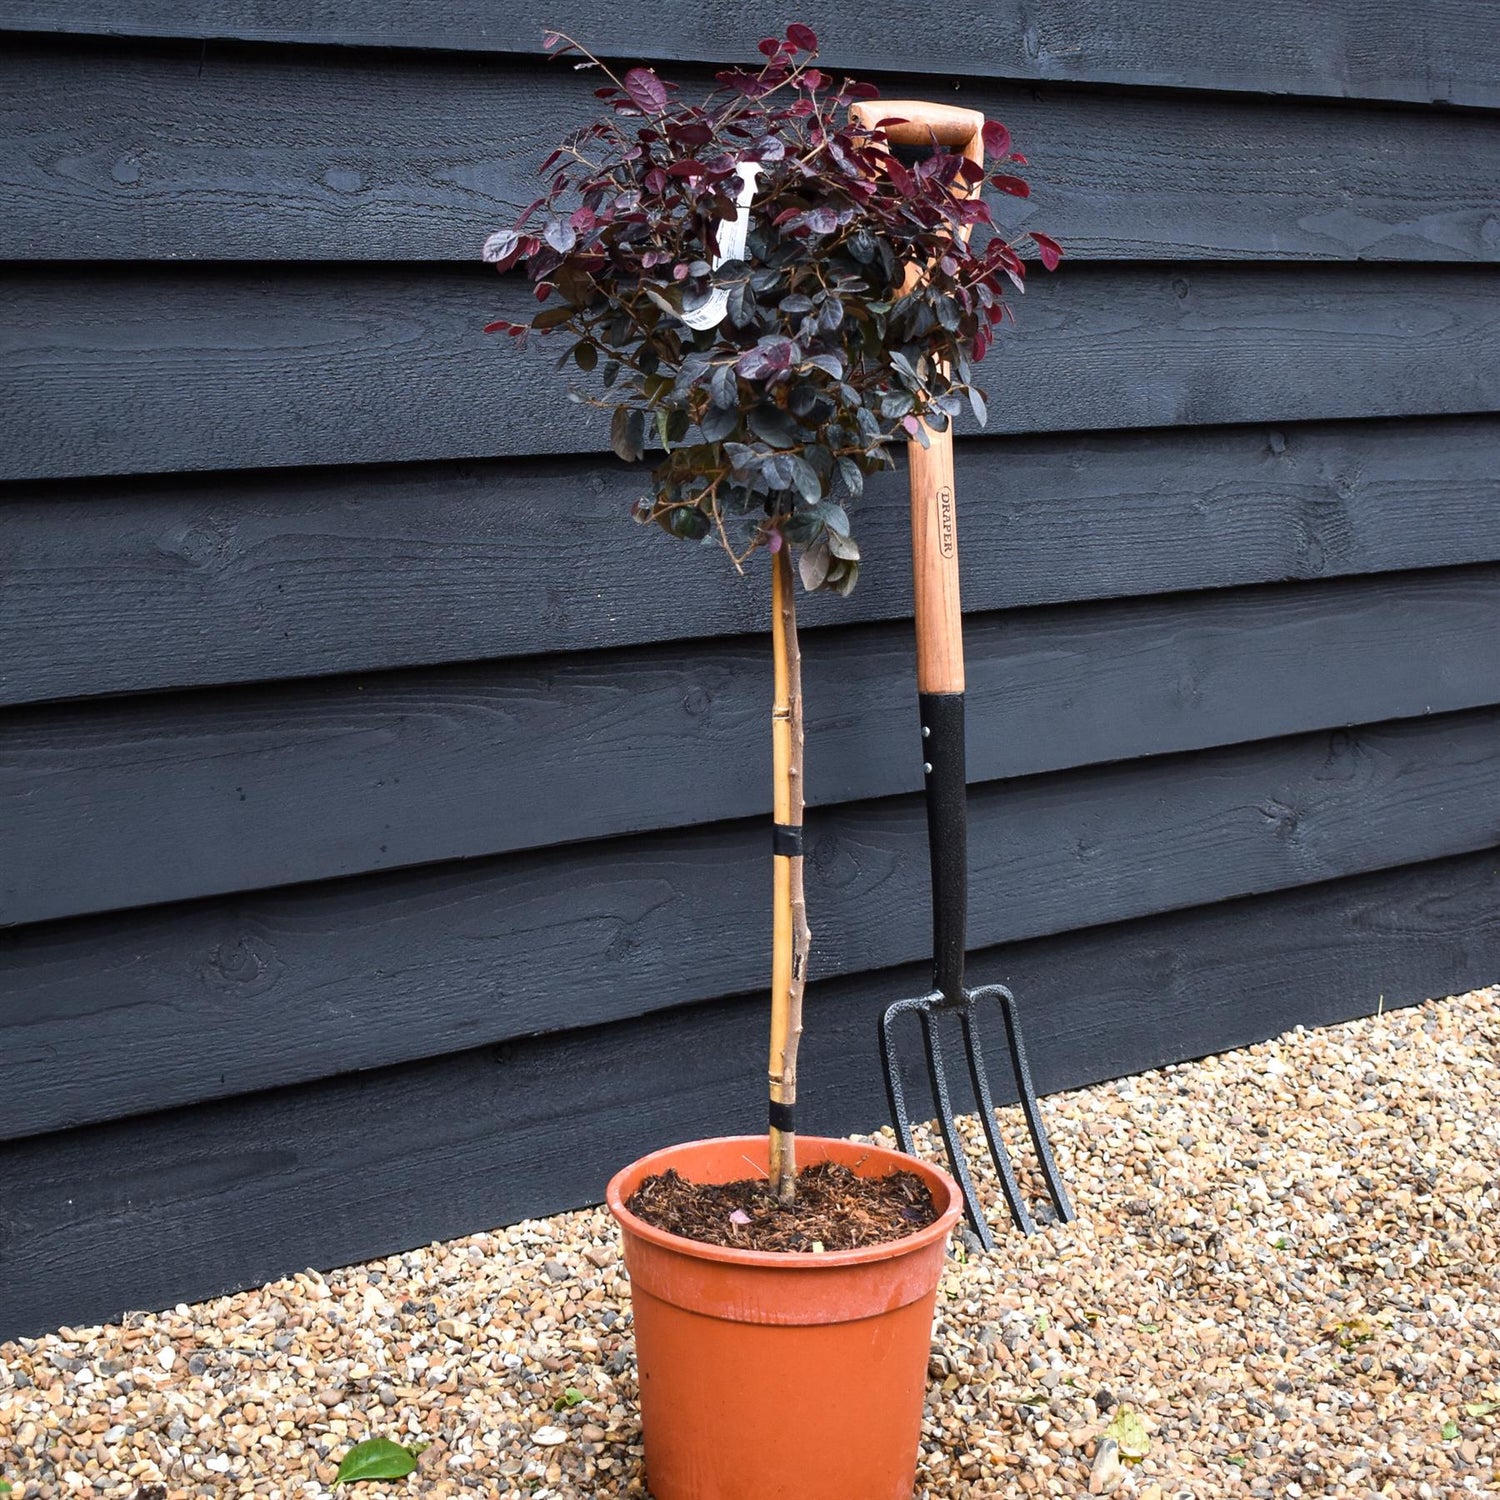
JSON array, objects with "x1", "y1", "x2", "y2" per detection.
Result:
[{"x1": 678, "y1": 163, "x2": 763, "y2": 332}]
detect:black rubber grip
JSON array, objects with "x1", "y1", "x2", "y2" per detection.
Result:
[
  {"x1": 771, "y1": 823, "x2": 804, "y2": 857},
  {"x1": 768, "y1": 1099, "x2": 796, "y2": 1133}
]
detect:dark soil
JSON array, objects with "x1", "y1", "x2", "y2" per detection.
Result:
[{"x1": 626, "y1": 1160, "x2": 939, "y2": 1252}]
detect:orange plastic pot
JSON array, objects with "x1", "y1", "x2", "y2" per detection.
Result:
[{"x1": 606, "y1": 1134, "x2": 962, "y2": 1500}]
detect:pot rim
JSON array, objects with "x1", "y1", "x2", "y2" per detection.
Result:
[{"x1": 605, "y1": 1134, "x2": 963, "y2": 1270}]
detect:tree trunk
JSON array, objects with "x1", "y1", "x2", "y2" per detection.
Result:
[{"x1": 767, "y1": 542, "x2": 810, "y2": 1204}]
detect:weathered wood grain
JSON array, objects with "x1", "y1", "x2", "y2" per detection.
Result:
[
  {"x1": 6, "y1": 37, "x2": 1500, "y2": 262},
  {"x1": 4, "y1": 707, "x2": 1498, "y2": 1138},
  {"x1": 5, "y1": 566, "x2": 1500, "y2": 926},
  {"x1": 5, "y1": 263, "x2": 1500, "y2": 483},
  {"x1": 7, "y1": 416, "x2": 1500, "y2": 705},
  {"x1": 2, "y1": 846, "x2": 1495, "y2": 1341},
  {"x1": 2, "y1": 0, "x2": 1497, "y2": 107}
]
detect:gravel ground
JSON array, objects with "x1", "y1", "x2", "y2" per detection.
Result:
[{"x1": 3, "y1": 985, "x2": 1497, "y2": 1499}]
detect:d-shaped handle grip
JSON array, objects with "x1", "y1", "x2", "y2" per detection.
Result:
[{"x1": 849, "y1": 100, "x2": 984, "y2": 168}]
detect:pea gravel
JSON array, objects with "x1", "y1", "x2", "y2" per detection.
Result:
[{"x1": 2, "y1": 985, "x2": 1496, "y2": 1499}]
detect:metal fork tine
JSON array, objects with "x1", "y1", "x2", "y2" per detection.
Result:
[
  {"x1": 917, "y1": 1004, "x2": 996, "y2": 1251},
  {"x1": 956, "y1": 1006, "x2": 1036, "y2": 1233},
  {"x1": 983, "y1": 984, "x2": 1075, "y2": 1225},
  {"x1": 878, "y1": 994, "x2": 928, "y2": 1159}
]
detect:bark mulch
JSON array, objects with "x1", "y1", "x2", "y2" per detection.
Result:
[{"x1": 626, "y1": 1159, "x2": 938, "y2": 1252}]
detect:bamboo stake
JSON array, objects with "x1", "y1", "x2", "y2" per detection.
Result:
[{"x1": 767, "y1": 541, "x2": 810, "y2": 1204}]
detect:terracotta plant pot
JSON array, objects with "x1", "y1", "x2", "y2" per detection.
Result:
[{"x1": 606, "y1": 1134, "x2": 963, "y2": 1500}]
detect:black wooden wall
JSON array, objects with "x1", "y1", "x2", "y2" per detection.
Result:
[{"x1": 3, "y1": 4, "x2": 1499, "y2": 1341}]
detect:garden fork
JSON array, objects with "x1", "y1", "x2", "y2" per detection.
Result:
[{"x1": 850, "y1": 99, "x2": 1074, "y2": 1247}]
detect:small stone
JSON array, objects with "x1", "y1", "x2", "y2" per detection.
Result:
[
  {"x1": 532, "y1": 1425, "x2": 569, "y2": 1446},
  {"x1": 542, "y1": 1260, "x2": 571, "y2": 1283},
  {"x1": 155, "y1": 1348, "x2": 175, "y2": 1372},
  {"x1": 1090, "y1": 1437, "x2": 1126, "y2": 1495}
]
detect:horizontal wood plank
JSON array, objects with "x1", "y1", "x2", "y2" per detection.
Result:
[
  {"x1": 6, "y1": 416, "x2": 1500, "y2": 705},
  {"x1": 5, "y1": 566, "x2": 1500, "y2": 925},
  {"x1": 2, "y1": 846, "x2": 1495, "y2": 1340},
  {"x1": 4, "y1": 263, "x2": 1500, "y2": 483},
  {"x1": 4, "y1": 707, "x2": 1499, "y2": 1139},
  {"x1": 6, "y1": 37, "x2": 1500, "y2": 262},
  {"x1": 1, "y1": 0, "x2": 1497, "y2": 108}
]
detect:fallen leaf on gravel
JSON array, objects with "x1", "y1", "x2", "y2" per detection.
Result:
[
  {"x1": 1326, "y1": 1315, "x2": 1376, "y2": 1348},
  {"x1": 1440, "y1": 1420, "x2": 1460, "y2": 1441},
  {"x1": 1464, "y1": 1400, "x2": 1499, "y2": 1417},
  {"x1": 1104, "y1": 1407, "x2": 1150, "y2": 1460},
  {"x1": 333, "y1": 1437, "x2": 427, "y2": 1486}
]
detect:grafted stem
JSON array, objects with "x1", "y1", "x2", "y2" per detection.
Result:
[{"x1": 767, "y1": 542, "x2": 810, "y2": 1204}]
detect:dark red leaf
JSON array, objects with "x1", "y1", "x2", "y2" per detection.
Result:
[
  {"x1": 981, "y1": 119, "x2": 1011, "y2": 159},
  {"x1": 543, "y1": 218, "x2": 576, "y2": 253},
  {"x1": 846, "y1": 80, "x2": 881, "y2": 99},
  {"x1": 1030, "y1": 231, "x2": 1063, "y2": 271},
  {"x1": 717, "y1": 67, "x2": 772, "y2": 97},
  {"x1": 990, "y1": 173, "x2": 1031, "y2": 197},
  {"x1": 786, "y1": 22, "x2": 819, "y2": 52},
  {"x1": 623, "y1": 67, "x2": 668, "y2": 113},
  {"x1": 736, "y1": 338, "x2": 796, "y2": 380},
  {"x1": 481, "y1": 228, "x2": 520, "y2": 265},
  {"x1": 799, "y1": 67, "x2": 826, "y2": 91},
  {"x1": 569, "y1": 205, "x2": 597, "y2": 233},
  {"x1": 884, "y1": 158, "x2": 915, "y2": 197},
  {"x1": 758, "y1": 37, "x2": 783, "y2": 57},
  {"x1": 484, "y1": 319, "x2": 520, "y2": 334}
]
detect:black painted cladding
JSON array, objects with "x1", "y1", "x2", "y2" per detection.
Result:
[{"x1": 1, "y1": 4, "x2": 1498, "y2": 1341}]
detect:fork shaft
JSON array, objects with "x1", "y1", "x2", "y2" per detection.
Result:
[{"x1": 920, "y1": 691, "x2": 969, "y2": 1002}]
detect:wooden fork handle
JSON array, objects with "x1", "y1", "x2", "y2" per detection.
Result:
[{"x1": 850, "y1": 99, "x2": 985, "y2": 695}]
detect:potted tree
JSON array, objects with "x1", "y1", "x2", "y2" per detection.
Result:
[{"x1": 483, "y1": 27, "x2": 1059, "y2": 1499}]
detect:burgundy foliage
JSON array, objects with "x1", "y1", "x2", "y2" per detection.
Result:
[{"x1": 485, "y1": 25, "x2": 1060, "y2": 592}]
